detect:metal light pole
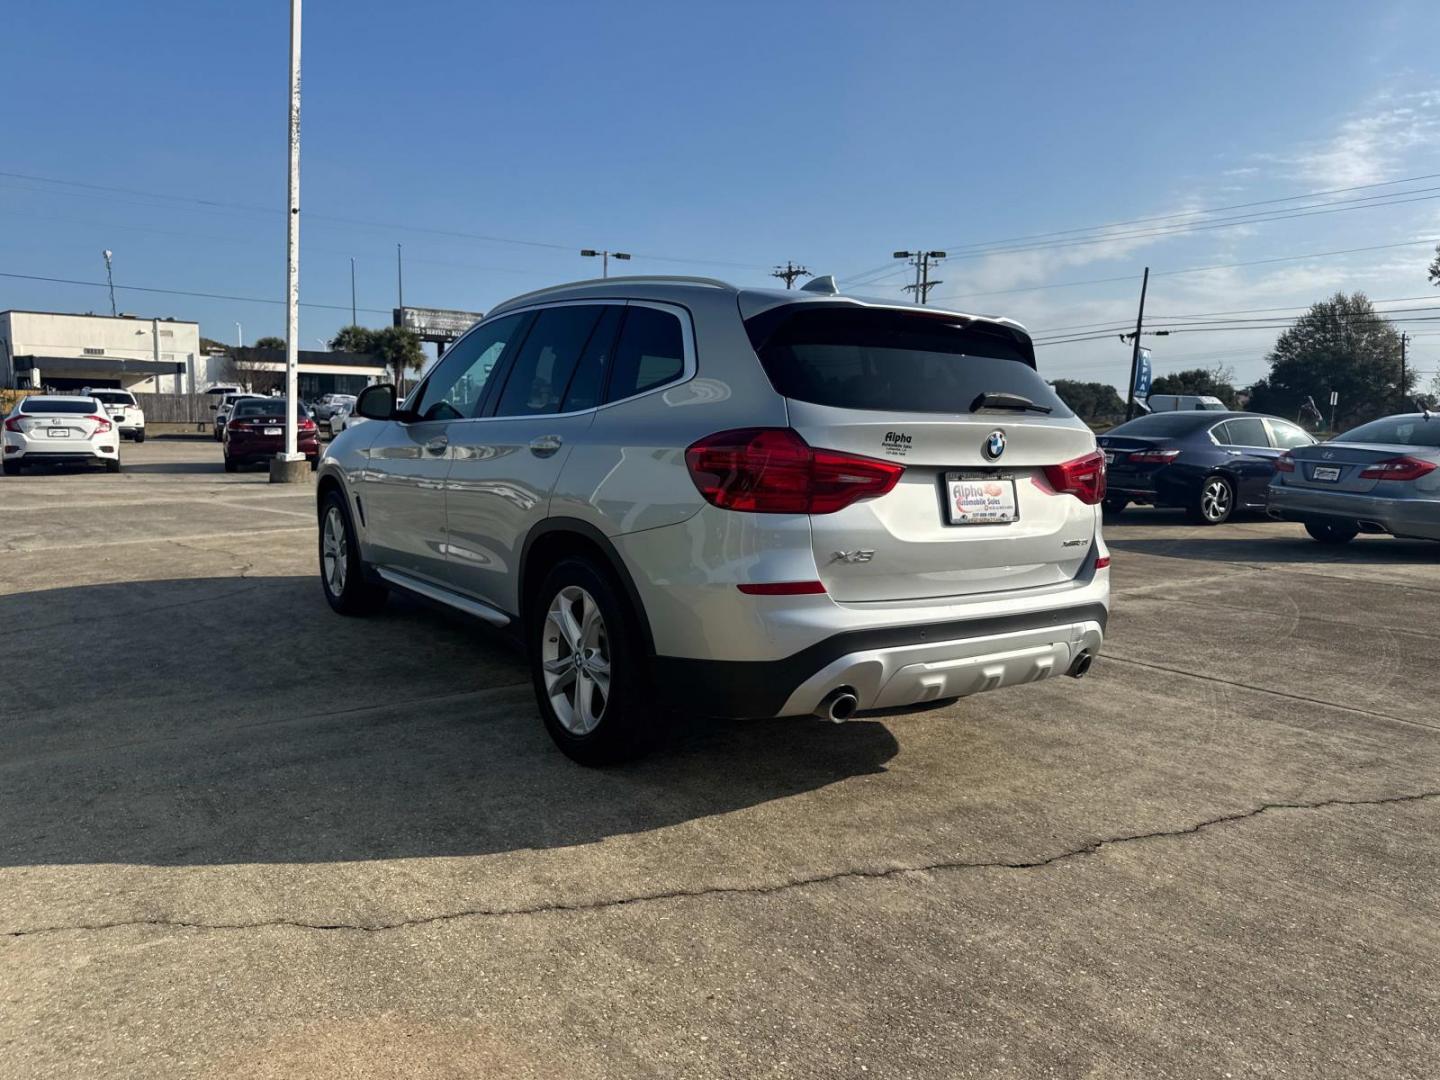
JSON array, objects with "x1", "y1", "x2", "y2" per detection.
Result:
[
  {"x1": 396, "y1": 243, "x2": 404, "y2": 311},
  {"x1": 235, "y1": 322, "x2": 243, "y2": 347},
  {"x1": 102, "y1": 250, "x2": 117, "y2": 316},
  {"x1": 350, "y1": 257, "x2": 357, "y2": 325},
  {"x1": 273, "y1": 0, "x2": 305, "y2": 480},
  {"x1": 581, "y1": 249, "x2": 631, "y2": 278}
]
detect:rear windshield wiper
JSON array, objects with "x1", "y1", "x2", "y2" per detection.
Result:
[{"x1": 970, "y1": 391, "x2": 1052, "y2": 414}]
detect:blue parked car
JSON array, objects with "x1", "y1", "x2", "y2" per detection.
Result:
[{"x1": 1098, "y1": 411, "x2": 1316, "y2": 524}]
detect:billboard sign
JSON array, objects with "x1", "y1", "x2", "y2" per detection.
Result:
[
  {"x1": 1134, "y1": 347, "x2": 1153, "y2": 398},
  {"x1": 394, "y1": 306, "x2": 485, "y2": 344}
]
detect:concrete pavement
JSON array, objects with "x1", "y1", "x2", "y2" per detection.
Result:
[{"x1": 2, "y1": 439, "x2": 1438, "y2": 1078}]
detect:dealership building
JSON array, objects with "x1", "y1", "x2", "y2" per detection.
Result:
[{"x1": 1, "y1": 309, "x2": 201, "y2": 392}]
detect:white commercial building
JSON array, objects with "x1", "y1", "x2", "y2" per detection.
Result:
[{"x1": 0, "y1": 310, "x2": 203, "y2": 392}]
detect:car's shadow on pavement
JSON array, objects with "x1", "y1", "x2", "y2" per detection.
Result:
[
  {"x1": 116, "y1": 460, "x2": 227, "y2": 474},
  {"x1": 0, "y1": 575, "x2": 901, "y2": 868},
  {"x1": 1107, "y1": 533, "x2": 1440, "y2": 565}
]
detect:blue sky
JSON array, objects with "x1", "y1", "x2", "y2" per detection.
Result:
[{"x1": 4, "y1": 0, "x2": 1440, "y2": 389}]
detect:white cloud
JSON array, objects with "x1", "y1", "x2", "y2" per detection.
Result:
[{"x1": 1285, "y1": 89, "x2": 1440, "y2": 188}]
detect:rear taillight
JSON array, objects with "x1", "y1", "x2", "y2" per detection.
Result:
[
  {"x1": 685, "y1": 428, "x2": 904, "y2": 514},
  {"x1": 1043, "y1": 450, "x2": 1108, "y2": 505},
  {"x1": 86, "y1": 415, "x2": 113, "y2": 434},
  {"x1": 1275, "y1": 452, "x2": 1295, "y2": 473},
  {"x1": 3, "y1": 416, "x2": 22, "y2": 432},
  {"x1": 1127, "y1": 448, "x2": 1181, "y2": 464},
  {"x1": 300, "y1": 418, "x2": 316, "y2": 431},
  {"x1": 1358, "y1": 456, "x2": 1437, "y2": 481}
]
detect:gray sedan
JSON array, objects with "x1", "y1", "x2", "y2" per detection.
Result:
[{"x1": 1268, "y1": 412, "x2": 1440, "y2": 543}]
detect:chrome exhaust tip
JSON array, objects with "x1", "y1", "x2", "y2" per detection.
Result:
[
  {"x1": 1067, "y1": 651, "x2": 1094, "y2": 679},
  {"x1": 815, "y1": 687, "x2": 860, "y2": 723}
]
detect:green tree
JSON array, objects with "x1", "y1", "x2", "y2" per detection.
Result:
[
  {"x1": 1428, "y1": 244, "x2": 1440, "y2": 289},
  {"x1": 1052, "y1": 379, "x2": 1126, "y2": 422},
  {"x1": 1248, "y1": 292, "x2": 1411, "y2": 429},
  {"x1": 253, "y1": 336, "x2": 286, "y2": 351},
  {"x1": 370, "y1": 326, "x2": 425, "y2": 386},
  {"x1": 329, "y1": 325, "x2": 378, "y2": 353},
  {"x1": 1149, "y1": 366, "x2": 1239, "y2": 408}
]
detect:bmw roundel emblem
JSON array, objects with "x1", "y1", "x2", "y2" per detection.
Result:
[{"x1": 983, "y1": 429, "x2": 1006, "y2": 461}]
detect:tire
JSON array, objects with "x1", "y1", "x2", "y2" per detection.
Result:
[
  {"x1": 1305, "y1": 520, "x2": 1359, "y2": 545},
  {"x1": 133, "y1": 429, "x2": 145, "y2": 444},
  {"x1": 1188, "y1": 475, "x2": 1235, "y2": 525},
  {"x1": 318, "y1": 489, "x2": 388, "y2": 615},
  {"x1": 1102, "y1": 495, "x2": 1128, "y2": 516},
  {"x1": 2, "y1": 461, "x2": 20, "y2": 476},
  {"x1": 105, "y1": 458, "x2": 121, "y2": 474},
  {"x1": 530, "y1": 556, "x2": 657, "y2": 765},
  {"x1": 223, "y1": 457, "x2": 238, "y2": 473}
]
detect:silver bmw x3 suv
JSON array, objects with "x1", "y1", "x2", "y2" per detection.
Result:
[{"x1": 316, "y1": 276, "x2": 1110, "y2": 763}]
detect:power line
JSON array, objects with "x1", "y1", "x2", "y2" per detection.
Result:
[{"x1": 0, "y1": 269, "x2": 393, "y2": 315}]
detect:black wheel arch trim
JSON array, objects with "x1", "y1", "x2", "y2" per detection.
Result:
[{"x1": 518, "y1": 517, "x2": 657, "y2": 656}]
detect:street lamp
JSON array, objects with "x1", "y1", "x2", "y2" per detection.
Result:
[
  {"x1": 235, "y1": 322, "x2": 244, "y2": 347},
  {"x1": 580, "y1": 249, "x2": 631, "y2": 278}
]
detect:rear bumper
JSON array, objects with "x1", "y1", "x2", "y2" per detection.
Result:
[
  {"x1": 4, "y1": 436, "x2": 116, "y2": 461},
  {"x1": 1266, "y1": 484, "x2": 1440, "y2": 540},
  {"x1": 652, "y1": 602, "x2": 1107, "y2": 719}
]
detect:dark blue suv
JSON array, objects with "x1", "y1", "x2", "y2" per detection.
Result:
[{"x1": 1098, "y1": 411, "x2": 1316, "y2": 524}]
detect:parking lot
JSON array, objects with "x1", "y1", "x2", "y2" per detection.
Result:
[{"x1": 3, "y1": 436, "x2": 1438, "y2": 1078}]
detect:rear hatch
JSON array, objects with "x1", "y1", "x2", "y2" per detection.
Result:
[
  {"x1": 746, "y1": 301, "x2": 1101, "y2": 603},
  {"x1": 14, "y1": 404, "x2": 107, "y2": 447}
]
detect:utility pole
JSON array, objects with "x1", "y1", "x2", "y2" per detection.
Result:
[
  {"x1": 396, "y1": 243, "x2": 404, "y2": 312},
  {"x1": 894, "y1": 250, "x2": 946, "y2": 304},
  {"x1": 581, "y1": 249, "x2": 630, "y2": 278},
  {"x1": 1401, "y1": 331, "x2": 1409, "y2": 408},
  {"x1": 772, "y1": 261, "x2": 811, "y2": 289},
  {"x1": 1124, "y1": 267, "x2": 1150, "y2": 420},
  {"x1": 349, "y1": 257, "x2": 357, "y2": 326},
  {"x1": 102, "y1": 250, "x2": 117, "y2": 316},
  {"x1": 274, "y1": 0, "x2": 305, "y2": 479}
]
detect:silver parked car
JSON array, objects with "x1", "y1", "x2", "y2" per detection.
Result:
[
  {"x1": 1268, "y1": 412, "x2": 1440, "y2": 543},
  {"x1": 315, "y1": 276, "x2": 1111, "y2": 763}
]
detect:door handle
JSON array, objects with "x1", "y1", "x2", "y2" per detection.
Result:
[
  {"x1": 529, "y1": 435, "x2": 563, "y2": 457},
  {"x1": 425, "y1": 436, "x2": 449, "y2": 455}
]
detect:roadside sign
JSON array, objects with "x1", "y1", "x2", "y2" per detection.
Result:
[
  {"x1": 1329, "y1": 390, "x2": 1339, "y2": 406},
  {"x1": 1134, "y1": 347, "x2": 1153, "y2": 397},
  {"x1": 394, "y1": 306, "x2": 485, "y2": 344}
]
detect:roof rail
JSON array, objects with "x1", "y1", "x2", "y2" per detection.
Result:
[{"x1": 490, "y1": 275, "x2": 735, "y2": 313}]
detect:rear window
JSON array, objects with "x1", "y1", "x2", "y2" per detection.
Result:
[
  {"x1": 90, "y1": 391, "x2": 137, "y2": 405},
  {"x1": 233, "y1": 399, "x2": 287, "y2": 417},
  {"x1": 20, "y1": 398, "x2": 97, "y2": 415},
  {"x1": 1336, "y1": 416, "x2": 1440, "y2": 448},
  {"x1": 745, "y1": 306, "x2": 1070, "y2": 417},
  {"x1": 1107, "y1": 412, "x2": 1217, "y2": 437}
]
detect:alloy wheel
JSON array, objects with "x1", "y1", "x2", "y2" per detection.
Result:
[
  {"x1": 542, "y1": 585, "x2": 611, "y2": 735},
  {"x1": 1201, "y1": 478, "x2": 1232, "y2": 522},
  {"x1": 322, "y1": 506, "x2": 348, "y2": 596}
]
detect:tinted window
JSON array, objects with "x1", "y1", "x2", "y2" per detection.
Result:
[
  {"x1": 1336, "y1": 416, "x2": 1440, "y2": 448},
  {"x1": 20, "y1": 398, "x2": 97, "y2": 415},
  {"x1": 414, "y1": 313, "x2": 527, "y2": 421},
  {"x1": 90, "y1": 391, "x2": 136, "y2": 405},
  {"x1": 561, "y1": 305, "x2": 624, "y2": 412},
  {"x1": 1268, "y1": 420, "x2": 1315, "y2": 450},
  {"x1": 607, "y1": 306, "x2": 686, "y2": 402},
  {"x1": 1217, "y1": 417, "x2": 1267, "y2": 446},
  {"x1": 233, "y1": 399, "x2": 287, "y2": 417},
  {"x1": 493, "y1": 306, "x2": 605, "y2": 417},
  {"x1": 746, "y1": 306, "x2": 1069, "y2": 417},
  {"x1": 1108, "y1": 412, "x2": 1219, "y2": 437}
]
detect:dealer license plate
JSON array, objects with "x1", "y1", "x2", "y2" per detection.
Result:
[
  {"x1": 1312, "y1": 466, "x2": 1341, "y2": 482},
  {"x1": 264, "y1": 427, "x2": 283, "y2": 436},
  {"x1": 945, "y1": 475, "x2": 1018, "y2": 525}
]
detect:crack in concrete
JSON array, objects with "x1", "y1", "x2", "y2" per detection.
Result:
[
  {"x1": 1103, "y1": 654, "x2": 1440, "y2": 733},
  {"x1": 7, "y1": 790, "x2": 1436, "y2": 941}
]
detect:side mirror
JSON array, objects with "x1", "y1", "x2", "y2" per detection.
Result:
[{"x1": 356, "y1": 383, "x2": 397, "y2": 421}]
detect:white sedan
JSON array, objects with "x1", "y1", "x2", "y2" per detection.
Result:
[
  {"x1": 3, "y1": 395, "x2": 122, "y2": 475},
  {"x1": 327, "y1": 401, "x2": 367, "y2": 436}
]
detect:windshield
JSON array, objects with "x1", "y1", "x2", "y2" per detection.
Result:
[
  {"x1": 745, "y1": 305, "x2": 1070, "y2": 417},
  {"x1": 1334, "y1": 416, "x2": 1440, "y2": 448}
]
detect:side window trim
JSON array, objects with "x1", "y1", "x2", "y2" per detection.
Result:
[
  {"x1": 597, "y1": 299, "x2": 697, "y2": 409},
  {"x1": 556, "y1": 304, "x2": 623, "y2": 413}
]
